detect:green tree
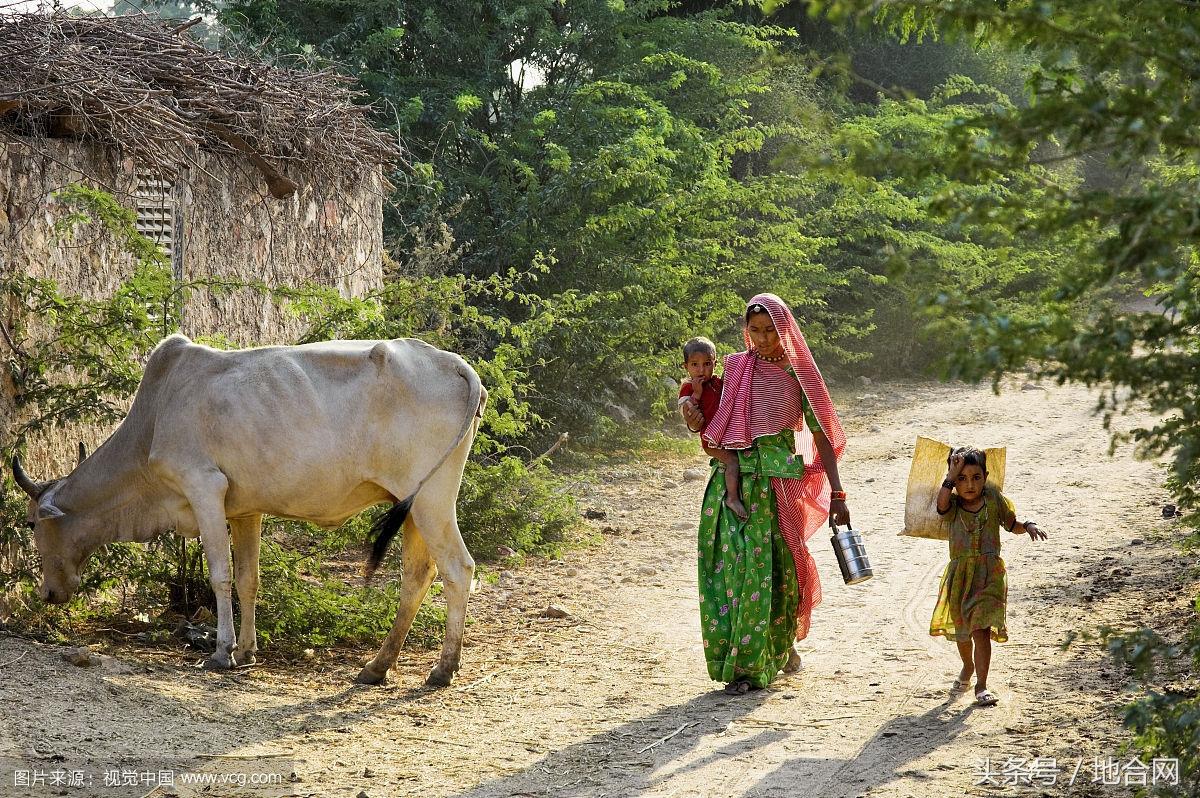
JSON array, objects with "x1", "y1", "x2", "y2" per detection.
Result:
[
  {"x1": 811, "y1": 0, "x2": 1198, "y2": 533},
  {"x1": 799, "y1": 76, "x2": 1072, "y2": 374},
  {"x1": 212, "y1": 0, "x2": 875, "y2": 441},
  {"x1": 814, "y1": 1, "x2": 1200, "y2": 789},
  {"x1": 768, "y1": 2, "x2": 1033, "y2": 104}
]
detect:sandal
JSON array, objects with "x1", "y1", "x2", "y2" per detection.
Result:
[
  {"x1": 723, "y1": 679, "x2": 752, "y2": 695},
  {"x1": 975, "y1": 689, "x2": 999, "y2": 707},
  {"x1": 782, "y1": 647, "x2": 803, "y2": 674},
  {"x1": 951, "y1": 677, "x2": 971, "y2": 692}
]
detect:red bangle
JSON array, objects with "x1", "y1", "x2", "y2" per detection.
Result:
[{"x1": 830, "y1": 490, "x2": 847, "y2": 501}]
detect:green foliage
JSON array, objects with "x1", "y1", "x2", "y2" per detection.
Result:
[
  {"x1": 2, "y1": 184, "x2": 178, "y2": 441},
  {"x1": 208, "y1": 0, "x2": 1059, "y2": 443},
  {"x1": 808, "y1": 0, "x2": 1200, "y2": 518},
  {"x1": 813, "y1": 0, "x2": 1200, "y2": 786},
  {"x1": 1, "y1": 184, "x2": 189, "y2": 629},
  {"x1": 456, "y1": 457, "x2": 579, "y2": 559},
  {"x1": 795, "y1": 76, "x2": 1070, "y2": 375},
  {"x1": 0, "y1": 479, "x2": 37, "y2": 611},
  {"x1": 213, "y1": 0, "x2": 874, "y2": 442},
  {"x1": 1103, "y1": 622, "x2": 1200, "y2": 798},
  {"x1": 771, "y1": 4, "x2": 1035, "y2": 105},
  {"x1": 254, "y1": 539, "x2": 445, "y2": 651}
]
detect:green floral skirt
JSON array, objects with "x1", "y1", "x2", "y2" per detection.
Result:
[{"x1": 696, "y1": 431, "x2": 803, "y2": 688}]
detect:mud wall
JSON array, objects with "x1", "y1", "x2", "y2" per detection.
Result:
[{"x1": 0, "y1": 137, "x2": 384, "y2": 478}]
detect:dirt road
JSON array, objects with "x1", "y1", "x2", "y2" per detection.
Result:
[{"x1": 0, "y1": 378, "x2": 1194, "y2": 798}]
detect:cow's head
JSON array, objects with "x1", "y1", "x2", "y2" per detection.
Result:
[{"x1": 12, "y1": 447, "x2": 91, "y2": 604}]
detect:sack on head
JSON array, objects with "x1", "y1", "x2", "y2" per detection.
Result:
[{"x1": 899, "y1": 436, "x2": 1007, "y2": 540}]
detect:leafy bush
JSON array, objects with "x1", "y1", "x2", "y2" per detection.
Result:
[
  {"x1": 457, "y1": 457, "x2": 578, "y2": 560},
  {"x1": 253, "y1": 538, "x2": 445, "y2": 651},
  {"x1": 1103, "y1": 623, "x2": 1200, "y2": 796}
]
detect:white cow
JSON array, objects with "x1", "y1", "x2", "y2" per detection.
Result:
[{"x1": 12, "y1": 334, "x2": 486, "y2": 686}]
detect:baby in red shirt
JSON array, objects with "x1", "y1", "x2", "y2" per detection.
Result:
[{"x1": 679, "y1": 337, "x2": 747, "y2": 520}]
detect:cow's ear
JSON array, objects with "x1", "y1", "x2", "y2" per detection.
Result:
[{"x1": 36, "y1": 502, "x2": 65, "y2": 521}]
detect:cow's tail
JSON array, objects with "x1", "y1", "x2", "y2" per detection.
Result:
[{"x1": 366, "y1": 359, "x2": 484, "y2": 578}]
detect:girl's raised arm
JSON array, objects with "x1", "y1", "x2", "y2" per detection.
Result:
[{"x1": 938, "y1": 453, "x2": 965, "y2": 514}]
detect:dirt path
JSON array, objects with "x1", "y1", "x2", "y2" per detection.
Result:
[{"x1": 1, "y1": 378, "x2": 1194, "y2": 798}]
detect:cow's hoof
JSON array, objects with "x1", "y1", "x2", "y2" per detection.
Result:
[
  {"x1": 425, "y1": 665, "x2": 455, "y2": 688},
  {"x1": 202, "y1": 654, "x2": 233, "y2": 670},
  {"x1": 354, "y1": 666, "x2": 387, "y2": 686},
  {"x1": 234, "y1": 650, "x2": 257, "y2": 667}
]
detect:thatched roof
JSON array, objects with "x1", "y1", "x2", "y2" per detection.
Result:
[{"x1": 0, "y1": 12, "x2": 402, "y2": 198}]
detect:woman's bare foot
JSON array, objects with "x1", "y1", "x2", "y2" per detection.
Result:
[
  {"x1": 725, "y1": 496, "x2": 749, "y2": 520},
  {"x1": 782, "y1": 645, "x2": 803, "y2": 674},
  {"x1": 723, "y1": 679, "x2": 753, "y2": 695}
]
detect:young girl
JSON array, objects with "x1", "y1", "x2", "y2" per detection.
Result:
[{"x1": 931, "y1": 447, "x2": 1046, "y2": 706}]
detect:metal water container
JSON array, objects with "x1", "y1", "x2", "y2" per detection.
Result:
[{"x1": 830, "y1": 522, "x2": 873, "y2": 585}]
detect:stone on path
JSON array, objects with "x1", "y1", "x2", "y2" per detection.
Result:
[{"x1": 62, "y1": 647, "x2": 97, "y2": 667}]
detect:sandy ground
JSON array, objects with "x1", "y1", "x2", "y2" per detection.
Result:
[{"x1": 0, "y1": 377, "x2": 1195, "y2": 798}]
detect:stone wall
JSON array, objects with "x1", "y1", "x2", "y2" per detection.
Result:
[
  {"x1": 0, "y1": 137, "x2": 384, "y2": 478},
  {"x1": 178, "y1": 148, "x2": 384, "y2": 344}
]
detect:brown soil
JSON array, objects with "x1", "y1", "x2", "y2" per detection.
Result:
[{"x1": 0, "y1": 378, "x2": 1194, "y2": 798}]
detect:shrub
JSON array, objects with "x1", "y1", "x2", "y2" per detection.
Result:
[
  {"x1": 1103, "y1": 623, "x2": 1200, "y2": 796},
  {"x1": 457, "y1": 457, "x2": 579, "y2": 561},
  {"x1": 253, "y1": 539, "x2": 445, "y2": 652}
]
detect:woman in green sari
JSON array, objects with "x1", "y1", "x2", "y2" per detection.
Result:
[{"x1": 681, "y1": 294, "x2": 851, "y2": 693}]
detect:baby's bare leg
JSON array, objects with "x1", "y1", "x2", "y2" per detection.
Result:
[
  {"x1": 722, "y1": 463, "x2": 747, "y2": 519},
  {"x1": 705, "y1": 445, "x2": 747, "y2": 520}
]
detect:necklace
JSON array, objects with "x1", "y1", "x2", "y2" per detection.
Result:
[
  {"x1": 755, "y1": 349, "x2": 787, "y2": 363},
  {"x1": 960, "y1": 496, "x2": 988, "y2": 534}
]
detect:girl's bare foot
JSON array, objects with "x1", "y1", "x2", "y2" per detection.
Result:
[{"x1": 725, "y1": 496, "x2": 749, "y2": 520}]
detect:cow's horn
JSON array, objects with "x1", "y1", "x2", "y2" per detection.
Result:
[
  {"x1": 77, "y1": 442, "x2": 87, "y2": 466},
  {"x1": 11, "y1": 455, "x2": 43, "y2": 498}
]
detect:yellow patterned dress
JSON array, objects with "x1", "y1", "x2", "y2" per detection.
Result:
[{"x1": 929, "y1": 486, "x2": 1015, "y2": 643}]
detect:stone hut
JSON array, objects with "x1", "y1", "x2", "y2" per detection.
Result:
[{"x1": 0, "y1": 12, "x2": 400, "y2": 476}]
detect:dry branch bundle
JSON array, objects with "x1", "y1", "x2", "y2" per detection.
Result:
[{"x1": 0, "y1": 12, "x2": 401, "y2": 196}]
